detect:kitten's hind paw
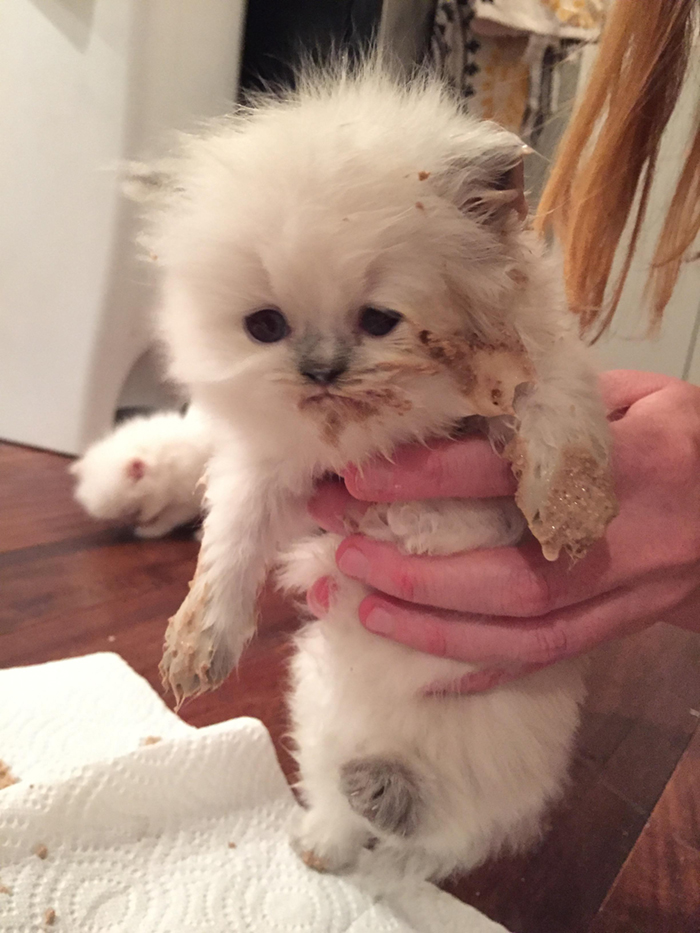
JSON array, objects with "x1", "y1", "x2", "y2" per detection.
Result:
[
  {"x1": 299, "y1": 849, "x2": 330, "y2": 874},
  {"x1": 340, "y1": 756, "x2": 424, "y2": 838},
  {"x1": 291, "y1": 808, "x2": 368, "y2": 875}
]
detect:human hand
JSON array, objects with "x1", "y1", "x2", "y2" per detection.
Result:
[{"x1": 307, "y1": 371, "x2": 700, "y2": 691}]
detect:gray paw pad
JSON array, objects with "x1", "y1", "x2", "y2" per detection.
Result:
[{"x1": 340, "y1": 756, "x2": 423, "y2": 837}]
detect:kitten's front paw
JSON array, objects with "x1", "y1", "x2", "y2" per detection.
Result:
[
  {"x1": 159, "y1": 582, "x2": 249, "y2": 707},
  {"x1": 507, "y1": 439, "x2": 618, "y2": 561}
]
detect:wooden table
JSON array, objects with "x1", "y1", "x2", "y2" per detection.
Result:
[{"x1": 1, "y1": 441, "x2": 698, "y2": 932}]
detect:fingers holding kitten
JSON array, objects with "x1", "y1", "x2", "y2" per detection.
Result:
[
  {"x1": 355, "y1": 572, "x2": 689, "y2": 669},
  {"x1": 309, "y1": 478, "x2": 367, "y2": 534},
  {"x1": 598, "y1": 369, "x2": 680, "y2": 414},
  {"x1": 333, "y1": 536, "x2": 566, "y2": 617},
  {"x1": 342, "y1": 437, "x2": 516, "y2": 503}
]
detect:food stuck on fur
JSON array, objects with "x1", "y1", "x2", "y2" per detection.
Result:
[
  {"x1": 159, "y1": 564, "x2": 214, "y2": 706},
  {"x1": 136, "y1": 61, "x2": 617, "y2": 883},
  {"x1": 417, "y1": 328, "x2": 536, "y2": 417},
  {"x1": 300, "y1": 849, "x2": 329, "y2": 873},
  {"x1": 507, "y1": 438, "x2": 618, "y2": 560},
  {"x1": 539, "y1": 446, "x2": 618, "y2": 560},
  {"x1": 299, "y1": 385, "x2": 414, "y2": 446}
]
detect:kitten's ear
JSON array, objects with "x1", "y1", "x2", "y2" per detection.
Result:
[
  {"x1": 438, "y1": 146, "x2": 529, "y2": 225},
  {"x1": 487, "y1": 158, "x2": 528, "y2": 222}
]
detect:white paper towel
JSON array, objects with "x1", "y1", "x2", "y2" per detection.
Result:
[
  {"x1": 0, "y1": 654, "x2": 509, "y2": 933},
  {"x1": 0, "y1": 654, "x2": 192, "y2": 784}
]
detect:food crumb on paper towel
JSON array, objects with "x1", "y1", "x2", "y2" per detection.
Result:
[{"x1": 0, "y1": 759, "x2": 19, "y2": 789}]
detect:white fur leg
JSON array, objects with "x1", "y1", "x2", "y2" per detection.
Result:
[
  {"x1": 508, "y1": 330, "x2": 617, "y2": 560},
  {"x1": 160, "y1": 558, "x2": 236, "y2": 703},
  {"x1": 160, "y1": 453, "x2": 307, "y2": 705}
]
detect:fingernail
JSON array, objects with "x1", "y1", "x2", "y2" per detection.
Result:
[
  {"x1": 337, "y1": 546, "x2": 370, "y2": 580},
  {"x1": 344, "y1": 462, "x2": 393, "y2": 496},
  {"x1": 308, "y1": 506, "x2": 346, "y2": 535},
  {"x1": 362, "y1": 606, "x2": 396, "y2": 636},
  {"x1": 307, "y1": 577, "x2": 336, "y2": 616}
]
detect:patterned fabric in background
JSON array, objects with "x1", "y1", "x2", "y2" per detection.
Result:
[{"x1": 429, "y1": 0, "x2": 607, "y2": 141}]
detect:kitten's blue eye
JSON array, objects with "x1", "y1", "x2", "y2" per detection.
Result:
[
  {"x1": 359, "y1": 307, "x2": 402, "y2": 337},
  {"x1": 244, "y1": 308, "x2": 290, "y2": 343}
]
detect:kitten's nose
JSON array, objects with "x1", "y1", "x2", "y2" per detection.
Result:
[{"x1": 299, "y1": 362, "x2": 347, "y2": 385}]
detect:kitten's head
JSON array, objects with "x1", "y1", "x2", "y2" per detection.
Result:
[{"x1": 140, "y1": 67, "x2": 534, "y2": 451}]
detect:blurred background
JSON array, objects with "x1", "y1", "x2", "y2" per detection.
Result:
[{"x1": 1, "y1": 0, "x2": 699, "y2": 456}]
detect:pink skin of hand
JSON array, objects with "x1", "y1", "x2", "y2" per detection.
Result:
[{"x1": 307, "y1": 370, "x2": 700, "y2": 693}]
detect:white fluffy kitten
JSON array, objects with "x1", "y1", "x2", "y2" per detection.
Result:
[
  {"x1": 71, "y1": 406, "x2": 211, "y2": 538},
  {"x1": 139, "y1": 65, "x2": 617, "y2": 883}
]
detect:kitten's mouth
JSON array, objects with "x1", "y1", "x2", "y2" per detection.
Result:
[
  {"x1": 300, "y1": 389, "x2": 338, "y2": 404},
  {"x1": 299, "y1": 387, "x2": 379, "y2": 410},
  {"x1": 297, "y1": 384, "x2": 414, "y2": 447}
]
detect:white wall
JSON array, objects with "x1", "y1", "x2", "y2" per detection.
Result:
[
  {"x1": 0, "y1": 0, "x2": 246, "y2": 454},
  {"x1": 579, "y1": 41, "x2": 700, "y2": 381}
]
